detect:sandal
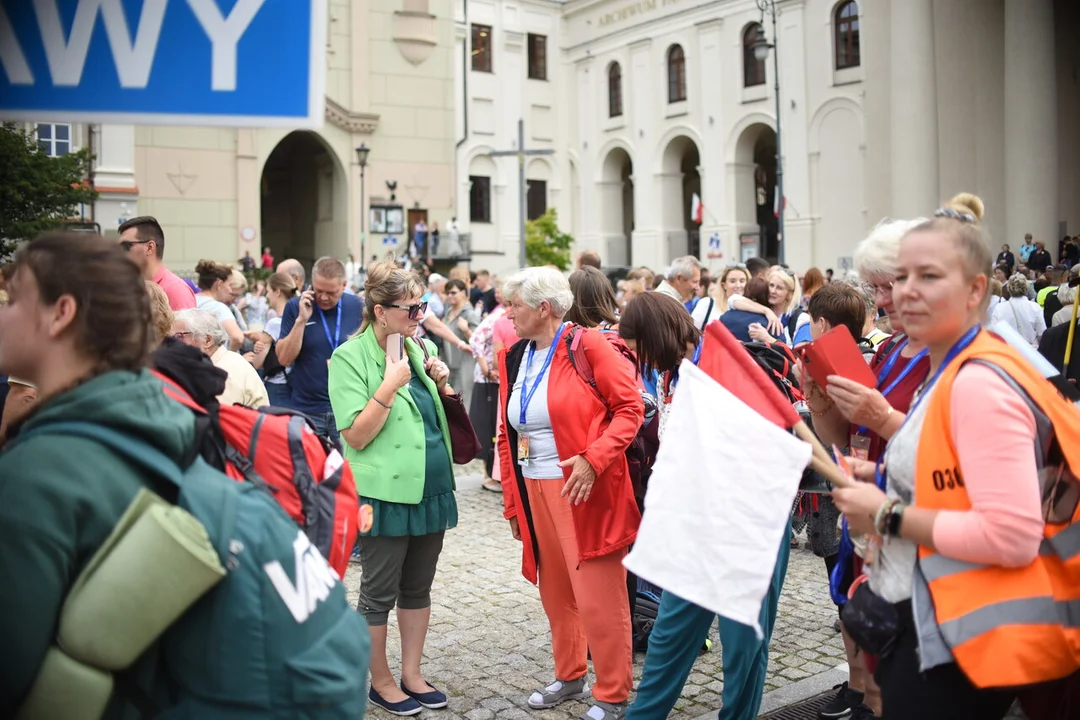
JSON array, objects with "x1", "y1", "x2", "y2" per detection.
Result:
[{"x1": 580, "y1": 701, "x2": 627, "y2": 720}]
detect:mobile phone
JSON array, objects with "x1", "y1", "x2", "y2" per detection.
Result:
[{"x1": 387, "y1": 333, "x2": 404, "y2": 362}]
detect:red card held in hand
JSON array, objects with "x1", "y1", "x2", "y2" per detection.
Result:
[{"x1": 800, "y1": 325, "x2": 877, "y2": 390}]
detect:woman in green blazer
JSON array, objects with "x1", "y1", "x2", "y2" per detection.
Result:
[{"x1": 329, "y1": 262, "x2": 458, "y2": 716}]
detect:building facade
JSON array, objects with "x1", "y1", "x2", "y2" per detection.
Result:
[
  {"x1": 456, "y1": 0, "x2": 1080, "y2": 276},
  {"x1": 34, "y1": 0, "x2": 458, "y2": 275}
]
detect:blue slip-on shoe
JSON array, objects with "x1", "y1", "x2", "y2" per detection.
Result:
[
  {"x1": 369, "y1": 687, "x2": 423, "y2": 716},
  {"x1": 401, "y1": 681, "x2": 449, "y2": 709}
]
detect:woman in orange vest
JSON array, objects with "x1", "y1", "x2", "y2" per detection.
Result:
[{"x1": 833, "y1": 193, "x2": 1080, "y2": 719}]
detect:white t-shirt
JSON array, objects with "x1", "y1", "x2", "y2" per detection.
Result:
[
  {"x1": 991, "y1": 297, "x2": 1046, "y2": 346},
  {"x1": 691, "y1": 295, "x2": 722, "y2": 330},
  {"x1": 197, "y1": 295, "x2": 235, "y2": 326},
  {"x1": 264, "y1": 317, "x2": 288, "y2": 385},
  {"x1": 508, "y1": 344, "x2": 561, "y2": 479}
]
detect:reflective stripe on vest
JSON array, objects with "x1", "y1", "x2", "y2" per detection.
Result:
[{"x1": 939, "y1": 596, "x2": 1080, "y2": 649}]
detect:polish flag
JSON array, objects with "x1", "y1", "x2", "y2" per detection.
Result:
[
  {"x1": 773, "y1": 187, "x2": 786, "y2": 218},
  {"x1": 691, "y1": 193, "x2": 703, "y2": 225}
]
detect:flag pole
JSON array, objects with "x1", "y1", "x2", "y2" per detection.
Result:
[{"x1": 794, "y1": 421, "x2": 855, "y2": 488}]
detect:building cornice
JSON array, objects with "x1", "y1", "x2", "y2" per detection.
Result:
[{"x1": 325, "y1": 98, "x2": 380, "y2": 134}]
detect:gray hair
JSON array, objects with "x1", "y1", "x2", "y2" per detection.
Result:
[
  {"x1": 854, "y1": 217, "x2": 929, "y2": 283},
  {"x1": 1005, "y1": 274, "x2": 1029, "y2": 299},
  {"x1": 175, "y1": 308, "x2": 228, "y2": 349},
  {"x1": 840, "y1": 277, "x2": 877, "y2": 318},
  {"x1": 668, "y1": 256, "x2": 701, "y2": 282},
  {"x1": 312, "y1": 256, "x2": 345, "y2": 281},
  {"x1": 503, "y1": 267, "x2": 574, "y2": 318}
]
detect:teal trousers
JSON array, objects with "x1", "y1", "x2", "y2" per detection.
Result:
[{"x1": 626, "y1": 534, "x2": 790, "y2": 720}]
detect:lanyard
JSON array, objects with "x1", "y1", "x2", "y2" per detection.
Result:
[
  {"x1": 520, "y1": 323, "x2": 566, "y2": 425},
  {"x1": 855, "y1": 339, "x2": 929, "y2": 435},
  {"x1": 873, "y1": 325, "x2": 982, "y2": 490},
  {"x1": 318, "y1": 298, "x2": 342, "y2": 349}
]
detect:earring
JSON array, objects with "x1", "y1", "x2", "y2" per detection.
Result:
[{"x1": 381, "y1": 320, "x2": 387, "y2": 329}]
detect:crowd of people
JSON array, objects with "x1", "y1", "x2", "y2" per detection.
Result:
[{"x1": 1, "y1": 198, "x2": 1079, "y2": 720}]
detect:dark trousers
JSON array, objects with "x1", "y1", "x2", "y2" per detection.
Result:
[{"x1": 875, "y1": 601, "x2": 1015, "y2": 720}]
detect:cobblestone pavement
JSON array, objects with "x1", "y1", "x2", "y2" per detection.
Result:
[{"x1": 344, "y1": 464, "x2": 846, "y2": 719}]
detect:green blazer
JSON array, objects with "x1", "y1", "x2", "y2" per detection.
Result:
[{"x1": 328, "y1": 326, "x2": 454, "y2": 504}]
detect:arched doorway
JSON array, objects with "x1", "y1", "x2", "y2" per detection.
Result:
[
  {"x1": 733, "y1": 123, "x2": 778, "y2": 261},
  {"x1": 261, "y1": 132, "x2": 347, "y2": 270},
  {"x1": 659, "y1": 135, "x2": 701, "y2": 262},
  {"x1": 600, "y1": 147, "x2": 634, "y2": 266}
]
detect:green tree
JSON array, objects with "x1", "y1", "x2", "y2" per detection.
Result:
[
  {"x1": 525, "y1": 208, "x2": 574, "y2": 270},
  {"x1": 0, "y1": 123, "x2": 98, "y2": 257}
]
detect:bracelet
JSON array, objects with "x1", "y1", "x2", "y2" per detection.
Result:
[
  {"x1": 372, "y1": 395, "x2": 393, "y2": 410},
  {"x1": 874, "y1": 498, "x2": 899, "y2": 536},
  {"x1": 886, "y1": 502, "x2": 905, "y2": 537}
]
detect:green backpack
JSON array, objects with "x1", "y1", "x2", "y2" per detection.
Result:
[{"x1": 24, "y1": 422, "x2": 370, "y2": 719}]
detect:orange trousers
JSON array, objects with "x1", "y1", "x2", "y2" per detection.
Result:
[{"x1": 525, "y1": 477, "x2": 633, "y2": 704}]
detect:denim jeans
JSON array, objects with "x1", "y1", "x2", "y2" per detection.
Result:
[
  {"x1": 307, "y1": 410, "x2": 340, "y2": 446},
  {"x1": 264, "y1": 381, "x2": 292, "y2": 408}
]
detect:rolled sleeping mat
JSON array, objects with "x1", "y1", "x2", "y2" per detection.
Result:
[
  {"x1": 58, "y1": 502, "x2": 226, "y2": 670},
  {"x1": 14, "y1": 647, "x2": 113, "y2": 720}
]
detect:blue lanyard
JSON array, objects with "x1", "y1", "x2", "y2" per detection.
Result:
[
  {"x1": 520, "y1": 323, "x2": 566, "y2": 425},
  {"x1": 873, "y1": 325, "x2": 982, "y2": 490},
  {"x1": 855, "y1": 339, "x2": 929, "y2": 435},
  {"x1": 318, "y1": 299, "x2": 342, "y2": 349}
]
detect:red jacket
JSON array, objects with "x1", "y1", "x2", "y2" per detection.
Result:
[{"x1": 497, "y1": 325, "x2": 643, "y2": 584}]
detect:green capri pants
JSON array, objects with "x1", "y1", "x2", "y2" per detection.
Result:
[{"x1": 357, "y1": 531, "x2": 446, "y2": 626}]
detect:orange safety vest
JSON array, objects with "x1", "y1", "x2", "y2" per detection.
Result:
[{"x1": 914, "y1": 330, "x2": 1080, "y2": 688}]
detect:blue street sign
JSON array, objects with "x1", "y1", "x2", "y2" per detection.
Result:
[{"x1": 0, "y1": 0, "x2": 327, "y2": 127}]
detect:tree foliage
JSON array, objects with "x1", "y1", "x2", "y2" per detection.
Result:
[
  {"x1": 0, "y1": 123, "x2": 97, "y2": 257},
  {"x1": 525, "y1": 208, "x2": 574, "y2": 270}
]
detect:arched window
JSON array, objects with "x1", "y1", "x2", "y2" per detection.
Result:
[
  {"x1": 667, "y1": 45, "x2": 686, "y2": 103},
  {"x1": 743, "y1": 24, "x2": 766, "y2": 87},
  {"x1": 609, "y1": 62, "x2": 623, "y2": 118},
  {"x1": 834, "y1": 1, "x2": 860, "y2": 69}
]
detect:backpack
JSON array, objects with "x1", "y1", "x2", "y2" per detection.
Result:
[
  {"x1": 156, "y1": 372, "x2": 360, "y2": 580},
  {"x1": 17, "y1": 422, "x2": 370, "y2": 719},
  {"x1": 563, "y1": 326, "x2": 660, "y2": 506}
]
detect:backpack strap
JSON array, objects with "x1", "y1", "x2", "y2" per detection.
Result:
[
  {"x1": 564, "y1": 326, "x2": 611, "y2": 413},
  {"x1": 700, "y1": 298, "x2": 715, "y2": 330},
  {"x1": 18, "y1": 422, "x2": 185, "y2": 490}
]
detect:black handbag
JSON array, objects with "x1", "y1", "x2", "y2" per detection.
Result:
[
  {"x1": 416, "y1": 340, "x2": 482, "y2": 464},
  {"x1": 840, "y1": 576, "x2": 903, "y2": 658}
]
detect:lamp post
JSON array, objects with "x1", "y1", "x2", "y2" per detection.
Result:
[
  {"x1": 752, "y1": 0, "x2": 784, "y2": 266},
  {"x1": 356, "y1": 143, "x2": 370, "y2": 266}
]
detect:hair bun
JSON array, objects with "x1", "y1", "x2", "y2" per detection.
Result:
[
  {"x1": 944, "y1": 193, "x2": 985, "y2": 222},
  {"x1": 195, "y1": 259, "x2": 218, "y2": 274},
  {"x1": 364, "y1": 261, "x2": 397, "y2": 294}
]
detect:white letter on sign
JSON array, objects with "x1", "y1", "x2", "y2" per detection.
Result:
[
  {"x1": 0, "y1": 6, "x2": 34, "y2": 85},
  {"x1": 34, "y1": 0, "x2": 168, "y2": 88},
  {"x1": 186, "y1": 0, "x2": 267, "y2": 92}
]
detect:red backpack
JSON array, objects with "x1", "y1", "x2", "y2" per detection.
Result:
[{"x1": 155, "y1": 371, "x2": 360, "y2": 579}]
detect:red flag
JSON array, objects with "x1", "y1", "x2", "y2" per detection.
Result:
[{"x1": 696, "y1": 322, "x2": 800, "y2": 429}]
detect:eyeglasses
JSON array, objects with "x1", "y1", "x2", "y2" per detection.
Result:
[
  {"x1": 870, "y1": 281, "x2": 894, "y2": 296},
  {"x1": 172, "y1": 331, "x2": 194, "y2": 340},
  {"x1": 387, "y1": 301, "x2": 429, "y2": 319},
  {"x1": 120, "y1": 239, "x2": 151, "y2": 251}
]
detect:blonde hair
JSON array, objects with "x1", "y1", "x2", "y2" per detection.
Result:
[
  {"x1": 145, "y1": 280, "x2": 173, "y2": 346},
  {"x1": 854, "y1": 217, "x2": 929, "y2": 283},
  {"x1": 354, "y1": 261, "x2": 425, "y2": 337},
  {"x1": 266, "y1": 271, "x2": 298, "y2": 298},
  {"x1": 712, "y1": 266, "x2": 750, "y2": 310},
  {"x1": 767, "y1": 268, "x2": 801, "y2": 315},
  {"x1": 229, "y1": 269, "x2": 248, "y2": 293},
  {"x1": 905, "y1": 192, "x2": 992, "y2": 313}
]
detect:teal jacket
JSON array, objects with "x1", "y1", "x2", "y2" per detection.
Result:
[
  {"x1": 0, "y1": 370, "x2": 196, "y2": 718},
  {"x1": 328, "y1": 327, "x2": 454, "y2": 504}
]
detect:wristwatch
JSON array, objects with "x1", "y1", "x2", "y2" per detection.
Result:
[{"x1": 885, "y1": 502, "x2": 905, "y2": 537}]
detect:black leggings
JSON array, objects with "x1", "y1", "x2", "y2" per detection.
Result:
[{"x1": 875, "y1": 601, "x2": 1015, "y2": 720}]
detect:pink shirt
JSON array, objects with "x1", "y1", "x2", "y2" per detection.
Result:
[
  {"x1": 931, "y1": 363, "x2": 1045, "y2": 567},
  {"x1": 154, "y1": 266, "x2": 196, "y2": 311},
  {"x1": 492, "y1": 315, "x2": 518, "y2": 352}
]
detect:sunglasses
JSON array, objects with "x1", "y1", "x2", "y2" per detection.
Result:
[
  {"x1": 387, "y1": 301, "x2": 429, "y2": 319},
  {"x1": 120, "y1": 239, "x2": 151, "y2": 251}
]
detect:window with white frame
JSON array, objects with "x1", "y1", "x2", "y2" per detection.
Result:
[{"x1": 37, "y1": 123, "x2": 72, "y2": 157}]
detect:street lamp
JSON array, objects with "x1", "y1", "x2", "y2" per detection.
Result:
[
  {"x1": 356, "y1": 144, "x2": 370, "y2": 265},
  {"x1": 752, "y1": 0, "x2": 785, "y2": 265}
]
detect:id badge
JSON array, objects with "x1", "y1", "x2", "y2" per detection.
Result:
[
  {"x1": 850, "y1": 433, "x2": 871, "y2": 461},
  {"x1": 517, "y1": 433, "x2": 530, "y2": 466}
]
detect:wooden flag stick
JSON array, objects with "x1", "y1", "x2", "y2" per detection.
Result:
[{"x1": 793, "y1": 420, "x2": 856, "y2": 489}]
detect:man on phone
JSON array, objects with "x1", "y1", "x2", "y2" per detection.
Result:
[{"x1": 275, "y1": 257, "x2": 362, "y2": 441}]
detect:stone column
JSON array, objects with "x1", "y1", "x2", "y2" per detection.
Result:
[
  {"x1": 889, "y1": 0, "x2": 939, "y2": 217},
  {"x1": 1004, "y1": 0, "x2": 1058, "y2": 255}
]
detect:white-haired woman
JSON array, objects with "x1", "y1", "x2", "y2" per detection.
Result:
[
  {"x1": 990, "y1": 274, "x2": 1045, "y2": 346},
  {"x1": 172, "y1": 308, "x2": 268, "y2": 409},
  {"x1": 802, "y1": 217, "x2": 931, "y2": 720},
  {"x1": 496, "y1": 267, "x2": 643, "y2": 720}
]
